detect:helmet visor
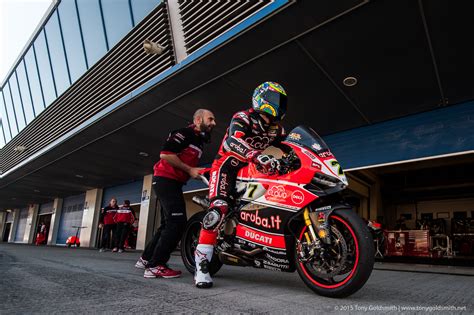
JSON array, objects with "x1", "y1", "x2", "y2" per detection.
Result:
[{"x1": 262, "y1": 90, "x2": 287, "y2": 118}]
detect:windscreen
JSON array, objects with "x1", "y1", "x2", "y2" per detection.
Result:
[{"x1": 285, "y1": 125, "x2": 330, "y2": 153}]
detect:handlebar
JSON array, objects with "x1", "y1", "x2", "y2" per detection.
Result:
[{"x1": 198, "y1": 175, "x2": 209, "y2": 187}]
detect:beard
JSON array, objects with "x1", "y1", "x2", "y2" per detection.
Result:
[{"x1": 199, "y1": 122, "x2": 213, "y2": 133}]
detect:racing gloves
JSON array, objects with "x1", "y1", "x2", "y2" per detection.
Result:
[{"x1": 253, "y1": 154, "x2": 280, "y2": 175}]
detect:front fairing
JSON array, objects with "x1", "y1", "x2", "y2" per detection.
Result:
[{"x1": 284, "y1": 126, "x2": 348, "y2": 188}]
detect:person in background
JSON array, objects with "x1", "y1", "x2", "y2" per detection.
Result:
[
  {"x1": 114, "y1": 200, "x2": 136, "y2": 253},
  {"x1": 35, "y1": 222, "x2": 47, "y2": 246},
  {"x1": 99, "y1": 198, "x2": 119, "y2": 252},
  {"x1": 135, "y1": 109, "x2": 216, "y2": 279}
]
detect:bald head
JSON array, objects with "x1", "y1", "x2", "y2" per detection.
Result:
[{"x1": 193, "y1": 109, "x2": 216, "y2": 133}]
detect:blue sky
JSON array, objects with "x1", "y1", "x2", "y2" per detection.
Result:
[{"x1": 0, "y1": 0, "x2": 53, "y2": 84}]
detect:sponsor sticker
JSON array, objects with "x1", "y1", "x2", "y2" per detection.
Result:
[
  {"x1": 209, "y1": 171, "x2": 217, "y2": 196},
  {"x1": 240, "y1": 210, "x2": 282, "y2": 230},
  {"x1": 288, "y1": 132, "x2": 301, "y2": 141},
  {"x1": 230, "y1": 142, "x2": 246, "y2": 154},
  {"x1": 312, "y1": 143, "x2": 322, "y2": 151},
  {"x1": 291, "y1": 190, "x2": 305, "y2": 205},
  {"x1": 318, "y1": 151, "x2": 333, "y2": 158},
  {"x1": 267, "y1": 185, "x2": 287, "y2": 199},
  {"x1": 219, "y1": 173, "x2": 229, "y2": 197},
  {"x1": 245, "y1": 136, "x2": 271, "y2": 150},
  {"x1": 236, "y1": 225, "x2": 285, "y2": 248}
]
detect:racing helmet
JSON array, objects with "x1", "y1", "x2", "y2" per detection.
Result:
[{"x1": 252, "y1": 82, "x2": 287, "y2": 121}]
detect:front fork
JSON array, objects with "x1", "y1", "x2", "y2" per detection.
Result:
[
  {"x1": 296, "y1": 207, "x2": 334, "y2": 262},
  {"x1": 303, "y1": 207, "x2": 333, "y2": 245}
]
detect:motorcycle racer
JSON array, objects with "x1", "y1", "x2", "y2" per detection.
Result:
[{"x1": 195, "y1": 82, "x2": 288, "y2": 288}]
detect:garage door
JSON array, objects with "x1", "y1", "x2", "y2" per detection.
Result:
[
  {"x1": 14, "y1": 208, "x2": 29, "y2": 243},
  {"x1": 57, "y1": 194, "x2": 85, "y2": 244}
]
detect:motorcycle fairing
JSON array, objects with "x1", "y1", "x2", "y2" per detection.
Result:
[{"x1": 221, "y1": 126, "x2": 348, "y2": 271}]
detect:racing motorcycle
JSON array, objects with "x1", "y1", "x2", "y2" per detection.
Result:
[{"x1": 181, "y1": 126, "x2": 374, "y2": 298}]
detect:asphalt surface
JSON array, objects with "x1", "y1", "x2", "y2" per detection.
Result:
[{"x1": 0, "y1": 243, "x2": 473, "y2": 314}]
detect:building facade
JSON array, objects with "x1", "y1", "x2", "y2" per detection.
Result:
[{"x1": 1, "y1": 0, "x2": 473, "y2": 258}]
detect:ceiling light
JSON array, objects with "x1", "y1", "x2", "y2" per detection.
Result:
[
  {"x1": 34, "y1": 189, "x2": 40, "y2": 193},
  {"x1": 75, "y1": 174, "x2": 84, "y2": 178},
  {"x1": 343, "y1": 76, "x2": 358, "y2": 87},
  {"x1": 13, "y1": 145, "x2": 27, "y2": 153},
  {"x1": 139, "y1": 152, "x2": 149, "y2": 157}
]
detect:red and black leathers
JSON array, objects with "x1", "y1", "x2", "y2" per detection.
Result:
[
  {"x1": 208, "y1": 108, "x2": 285, "y2": 201},
  {"x1": 153, "y1": 125, "x2": 204, "y2": 183},
  {"x1": 200, "y1": 109, "x2": 285, "y2": 245},
  {"x1": 100, "y1": 205, "x2": 119, "y2": 225}
]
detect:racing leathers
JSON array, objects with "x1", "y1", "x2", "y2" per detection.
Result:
[{"x1": 195, "y1": 108, "x2": 285, "y2": 287}]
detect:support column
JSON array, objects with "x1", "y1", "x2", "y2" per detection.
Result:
[
  {"x1": 48, "y1": 198, "x2": 63, "y2": 245},
  {"x1": 136, "y1": 174, "x2": 158, "y2": 250},
  {"x1": 9, "y1": 209, "x2": 19, "y2": 243},
  {"x1": 25, "y1": 204, "x2": 39, "y2": 244},
  {"x1": 80, "y1": 188, "x2": 103, "y2": 248},
  {"x1": 0, "y1": 212, "x2": 5, "y2": 242},
  {"x1": 167, "y1": 0, "x2": 188, "y2": 63}
]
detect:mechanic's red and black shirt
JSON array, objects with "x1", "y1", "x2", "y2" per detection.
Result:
[
  {"x1": 153, "y1": 125, "x2": 204, "y2": 183},
  {"x1": 100, "y1": 205, "x2": 119, "y2": 225},
  {"x1": 114, "y1": 205, "x2": 136, "y2": 224}
]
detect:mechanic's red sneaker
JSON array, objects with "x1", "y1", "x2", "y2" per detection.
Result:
[{"x1": 144, "y1": 265, "x2": 182, "y2": 279}]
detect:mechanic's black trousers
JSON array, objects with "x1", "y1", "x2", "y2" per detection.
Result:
[{"x1": 143, "y1": 176, "x2": 186, "y2": 267}]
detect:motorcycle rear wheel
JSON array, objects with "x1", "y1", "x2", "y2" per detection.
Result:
[
  {"x1": 181, "y1": 211, "x2": 223, "y2": 276},
  {"x1": 295, "y1": 209, "x2": 374, "y2": 298}
]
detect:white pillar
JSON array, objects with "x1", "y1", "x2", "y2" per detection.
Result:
[
  {"x1": 48, "y1": 198, "x2": 63, "y2": 245},
  {"x1": 0, "y1": 212, "x2": 5, "y2": 242},
  {"x1": 136, "y1": 174, "x2": 158, "y2": 250},
  {"x1": 25, "y1": 204, "x2": 39, "y2": 244},
  {"x1": 167, "y1": 0, "x2": 188, "y2": 63},
  {"x1": 9, "y1": 209, "x2": 19, "y2": 242},
  {"x1": 80, "y1": 188, "x2": 103, "y2": 248}
]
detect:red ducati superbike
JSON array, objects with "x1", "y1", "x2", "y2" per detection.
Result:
[{"x1": 181, "y1": 125, "x2": 374, "y2": 298}]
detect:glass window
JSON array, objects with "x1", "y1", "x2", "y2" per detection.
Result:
[
  {"x1": 3, "y1": 82, "x2": 19, "y2": 137},
  {"x1": 0, "y1": 119, "x2": 6, "y2": 148},
  {"x1": 45, "y1": 11, "x2": 71, "y2": 96},
  {"x1": 24, "y1": 48, "x2": 45, "y2": 117},
  {"x1": 34, "y1": 30, "x2": 57, "y2": 107},
  {"x1": 16, "y1": 60, "x2": 36, "y2": 124},
  {"x1": 0, "y1": 91, "x2": 12, "y2": 142},
  {"x1": 76, "y1": 0, "x2": 108, "y2": 67},
  {"x1": 57, "y1": 0, "x2": 88, "y2": 83},
  {"x1": 102, "y1": 0, "x2": 133, "y2": 48},
  {"x1": 9, "y1": 74, "x2": 27, "y2": 131},
  {"x1": 131, "y1": 0, "x2": 161, "y2": 25}
]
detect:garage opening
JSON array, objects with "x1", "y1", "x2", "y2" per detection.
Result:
[
  {"x1": 349, "y1": 153, "x2": 474, "y2": 264},
  {"x1": 98, "y1": 180, "x2": 143, "y2": 249},
  {"x1": 34, "y1": 202, "x2": 54, "y2": 245}
]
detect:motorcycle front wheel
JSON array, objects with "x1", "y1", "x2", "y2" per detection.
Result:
[
  {"x1": 181, "y1": 211, "x2": 223, "y2": 276},
  {"x1": 295, "y1": 209, "x2": 374, "y2": 298}
]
